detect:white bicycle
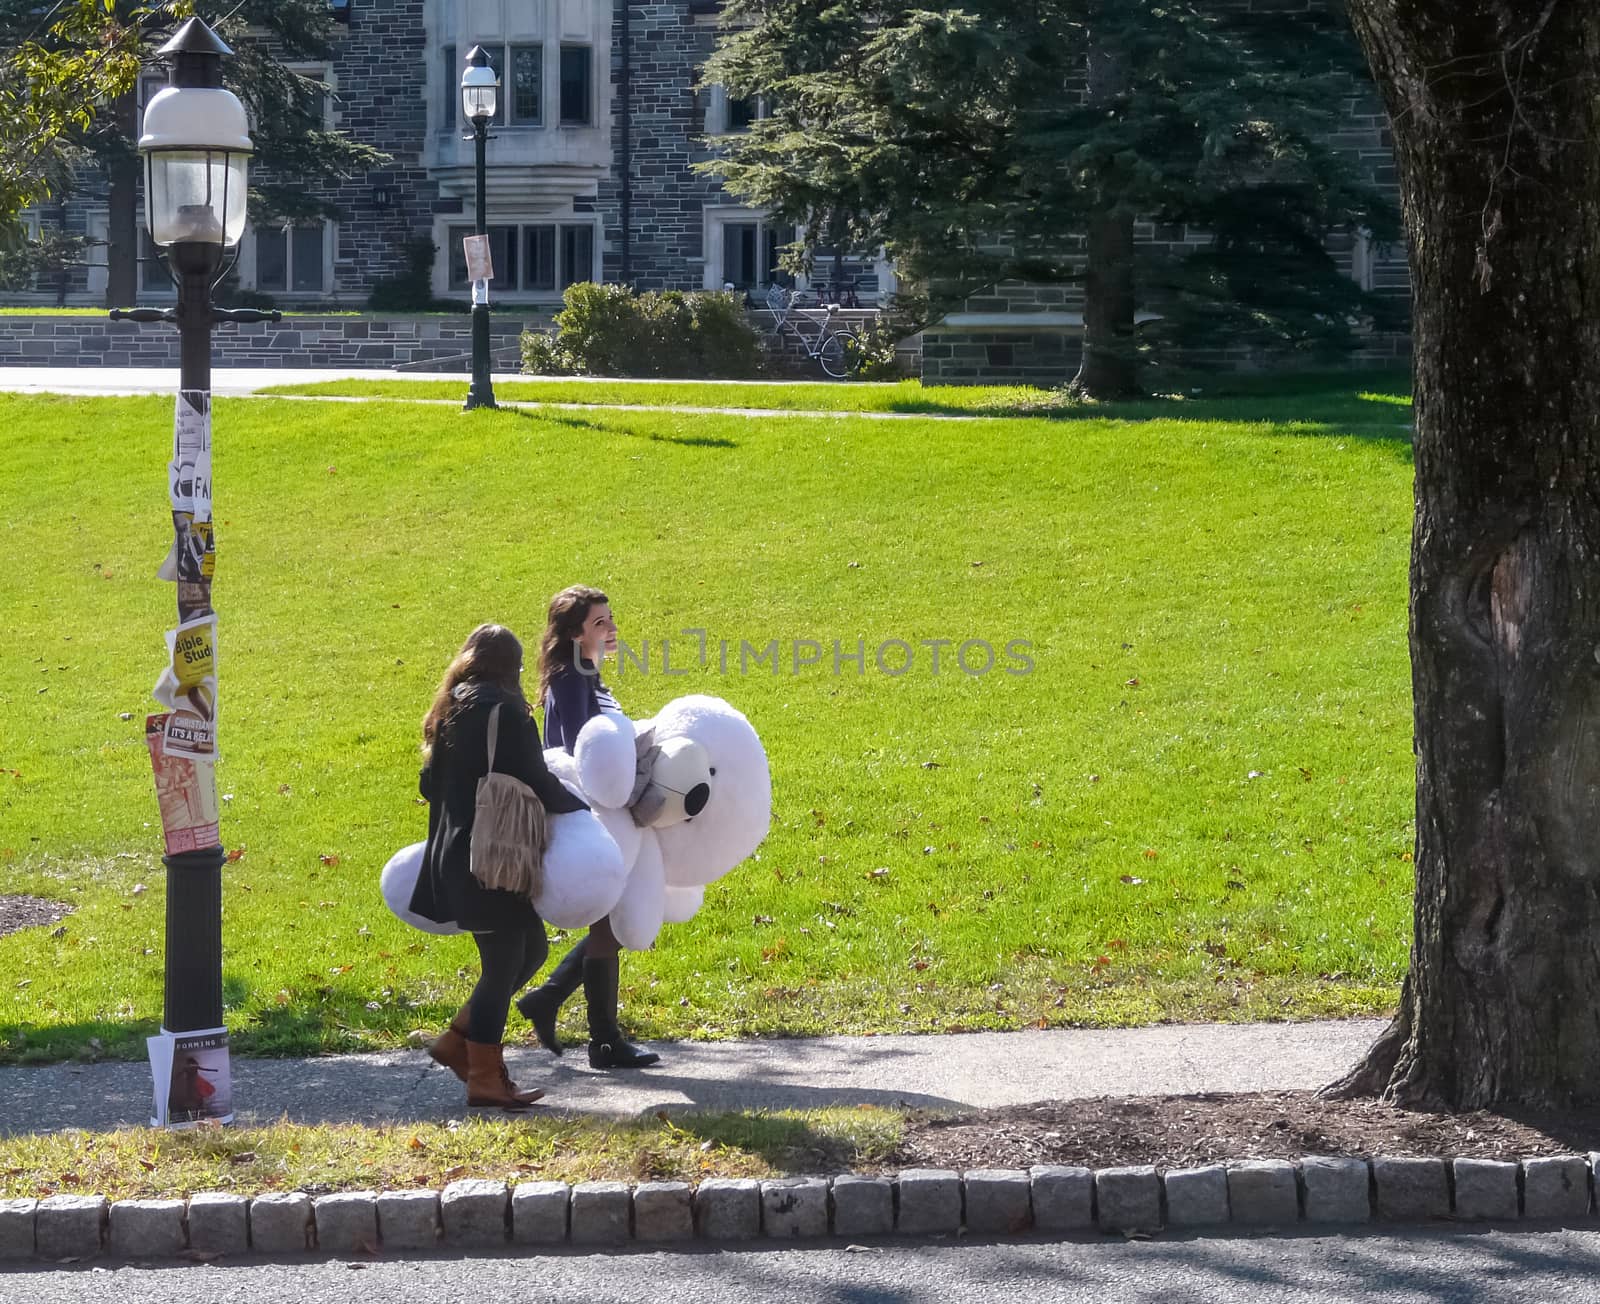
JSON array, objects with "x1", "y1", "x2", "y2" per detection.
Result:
[{"x1": 764, "y1": 284, "x2": 861, "y2": 379}]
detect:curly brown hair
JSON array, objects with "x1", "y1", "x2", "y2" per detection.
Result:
[
  {"x1": 536, "y1": 585, "x2": 609, "y2": 703},
  {"x1": 422, "y1": 623, "x2": 528, "y2": 756}
]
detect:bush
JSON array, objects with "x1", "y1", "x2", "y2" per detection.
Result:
[
  {"x1": 846, "y1": 316, "x2": 908, "y2": 381},
  {"x1": 519, "y1": 282, "x2": 763, "y2": 378},
  {"x1": 367, "y1": 236, "x2": 464, "y2": 312}
]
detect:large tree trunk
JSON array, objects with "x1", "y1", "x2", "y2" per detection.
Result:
[
  {"x1": 1325, "y1": 2, "x2": 1600, "y2": 1109},
  {"x1": 1070, "y1": 206, "x2": 1138, "y2": 399},
  {"x1": 104, "y1": 89, "x2": 139, "y2": 309},
  {"x1": 1070, "y1": 34, "x2": 1138, "y2": 400}
]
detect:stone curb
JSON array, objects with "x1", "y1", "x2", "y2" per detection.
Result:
[{"x1": 4, "y1": 1153, "x2": 1597, "y2": 1261}]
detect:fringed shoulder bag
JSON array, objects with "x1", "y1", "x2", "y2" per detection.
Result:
[{"x1": 469, "y1": 703, "x2": 548, "y2": 899}]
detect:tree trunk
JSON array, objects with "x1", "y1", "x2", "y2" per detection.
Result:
[
  {"x1": 104, "y1": 89, "x2": 139, "y2": 309},
  {"x1": 1070, "y1": 206, "x2": 1139, "y2": 399},
  {"x1": 1325, "y1": 1, "x2": 1600, "y2": 1110},
  {"x1": 1069, "y1": 34, "x2": 1139, "y2": 400}
]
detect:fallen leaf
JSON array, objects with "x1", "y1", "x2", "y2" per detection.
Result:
[
  {"x1": 225, "y1": 848, "x2": 246, "y2": 863},
  {"x1": 1142, "y1": 849, "x2": 1158, "y2": 861},
  {"x1": 319, "y1": 854, "x2": 341, "y2": 867}
]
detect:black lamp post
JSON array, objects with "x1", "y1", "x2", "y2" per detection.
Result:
[
  {"x1": 109, "y1": 15, "x2": 279, "y2": 1041},
  {"x1": 461, "y1": 45, "x2": 499, "y2": 411}
]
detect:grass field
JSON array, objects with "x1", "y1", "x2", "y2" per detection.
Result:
[{"x1": 0, "y1": 376, "x2": 1417, "y2": 1063}]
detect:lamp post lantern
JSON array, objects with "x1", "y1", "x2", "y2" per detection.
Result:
[
  {"x1": 110, "y1": 14, "x2": 279, "y2": 1070},
  {"x1": 461, "y1": 45, "x2": 499, "y2": 411}
]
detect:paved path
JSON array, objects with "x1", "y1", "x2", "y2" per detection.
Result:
[
  {"x1": 0, "y1": 365, "x2": 995, "y2": 421},
  {"x1": 0, "y1": 1019, "x2": 1385, "y2": 1135}
]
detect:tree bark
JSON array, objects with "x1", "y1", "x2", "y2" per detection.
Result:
[
  {"x1": 104, "y1": 89, "x2": 139, "y2": 309},
  {"x1": 1324, "y1": 1, "x2": 1600, "y2": 1109},
  {"x1": 1070, "y1": 206, "x2": 1139, "y2": 399},
  {"x1": 1070, "y1": 34, "x2": 1139, "y2": 399}
]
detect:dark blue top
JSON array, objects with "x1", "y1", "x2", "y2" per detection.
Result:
[{"x1": 543, "y1": 658, "x2": 621, "y2": 755}]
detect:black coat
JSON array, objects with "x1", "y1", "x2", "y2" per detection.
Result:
[{"x1": 408, "y1": 684, "x2": 589, "y2": 932}]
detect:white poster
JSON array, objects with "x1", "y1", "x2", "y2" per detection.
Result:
[{"x1": 148, "y1": 1027, "x2": 234, "y2": 1127}]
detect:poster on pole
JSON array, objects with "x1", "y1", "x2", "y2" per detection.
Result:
[
  {"x1": 151, "y1": 614, "x2": 218, "y2": 760},
  {"x1": 462, "y1": 233, "x2": 493, "y2": 283},
  {"x1": 148, "y1": 1027, "x2": 234, "y2": 1127},
  {"x1": 145, "y1": 714, "x2": 220, "y2": 854}
]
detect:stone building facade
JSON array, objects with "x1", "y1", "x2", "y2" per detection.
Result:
[
  {"x1": 7, "y1": 0, "x2": 1407, "y2": 383},
  {"x1": 7, "y1": 0, "x2": 889, "y2": 314}
]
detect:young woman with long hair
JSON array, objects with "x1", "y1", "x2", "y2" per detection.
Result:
[
  {"x1": 515, "y1": 585, "x2": 661, "y2": 1070},
  {"x1": 409, "y1": 622, "x2": 591, "y2": 1108}
]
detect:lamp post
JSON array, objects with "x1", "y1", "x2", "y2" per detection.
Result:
[
  {"x1": 109, "y1": 16, "x2": 278, "y2": 1051},
  {"x1": 461, "y1": 45, "x2": 499, "y2": 411}
]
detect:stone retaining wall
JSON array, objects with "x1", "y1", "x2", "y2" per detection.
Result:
[{"x1": 0, "y1": 315, "x2": 547, "y2": 371}]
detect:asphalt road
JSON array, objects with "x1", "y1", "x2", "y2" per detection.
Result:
[{"x1": 2, "y1": 1229, "x2": 1598, "y2": 1303}]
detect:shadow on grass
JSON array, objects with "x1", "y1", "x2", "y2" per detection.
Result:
[{"x1": 513, "y1": 406, "x2": 739, "y2": 449}]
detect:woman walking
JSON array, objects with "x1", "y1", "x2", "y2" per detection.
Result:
[
  {"x1": 409, "y1": 622, "x2": 590, "y2": 1109},
  {"x1": 516, "y1": 585, "x2": 661, "y2": 1069}
]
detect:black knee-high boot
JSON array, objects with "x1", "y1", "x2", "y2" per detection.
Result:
[
  {"x1": 515, "y1": 937, "x2": 588, "y2": 1056},
  {"x1": 584, "y1": 955, "x2": 660, "y2": 1069}
]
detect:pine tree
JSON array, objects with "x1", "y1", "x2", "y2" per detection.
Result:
[{"x1": 704, "y1": 0, "x2": 1401, "y2": 396}]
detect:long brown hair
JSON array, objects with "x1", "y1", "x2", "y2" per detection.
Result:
[
  {"x1": 422, "y1": 623, "x2": 527, "y2": 756},
  {"x1": 536, "y1": 584, "x2": 609, "y2": 703}
]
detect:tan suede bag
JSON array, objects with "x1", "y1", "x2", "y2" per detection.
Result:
[{"x1": 469, "y1": 703, "x2": 548, "y2": 899}]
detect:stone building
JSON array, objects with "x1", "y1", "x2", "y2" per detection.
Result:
[
  {"x1": 7, "y1": 1, "x2": 1407, "y2": 383},
  {"x1": 8, "y1": 0, "x2": 892, "y2": 312}
]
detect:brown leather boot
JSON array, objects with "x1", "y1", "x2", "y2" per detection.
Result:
[
  {"x1": 465, "y1": 1040, "x2": 544, "y2": 1110},
  {"x1": 427, "y1": 1006, "x2": 471, "y2": 1082}
]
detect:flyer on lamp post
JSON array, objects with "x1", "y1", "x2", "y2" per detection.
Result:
[
  {"x1": 148, "y1": 1027, "x2": 234, "y2": 1127},
  {"x1": 144, "y1": 714, "x2": 220, "y2": 854}
]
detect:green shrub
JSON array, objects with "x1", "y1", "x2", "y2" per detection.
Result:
[
  {"x1": 520, "y1": 282, "x2": 764, "y2": 378},
  {"x1": 845, "y1": 316, "x2": 907, "y2": 381},
  {"x1": 367, "y1": 236, "x2": 463, "y2": 312}
]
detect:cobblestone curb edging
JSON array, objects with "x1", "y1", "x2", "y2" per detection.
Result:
[{"x1": 2, "y1": 1154, "x2": 1595, "y2": 1261}]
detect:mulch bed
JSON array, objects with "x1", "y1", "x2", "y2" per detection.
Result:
[
  {"x1": 0, "y1": 894, "x2": 72, "y2": 941},
  {"x1": 894, "y1": 1091, "x2": 1600, "y2": 1171}
]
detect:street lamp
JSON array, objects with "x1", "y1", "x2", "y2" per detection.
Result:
[
  {"x1": 461, "y1": 45, "x2": 499, "y2": 411},
  {"x1": 109, "y1": 15, "x2": 280, "y2": 1114}
]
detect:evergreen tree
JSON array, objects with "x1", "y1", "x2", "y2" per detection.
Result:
[{"x1": 704, "y1": 0, "x2": 1401, "y2": 396}]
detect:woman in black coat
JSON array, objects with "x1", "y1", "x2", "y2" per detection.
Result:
[{"x1": 409, "y1": 622, "x2": 589, "y2": 1109}]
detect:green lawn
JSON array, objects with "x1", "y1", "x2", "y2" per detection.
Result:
[
  {"x1": 257, "y1": 370, "x2": 1415, "y2": 423},
  {"x1": 0, "y1": 378, "x2": 1416, "y2": 1063}
]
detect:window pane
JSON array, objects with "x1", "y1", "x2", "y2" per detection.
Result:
[
  {"x1": 255, "y1": 228, "x2": 287, "y2": 292},
  {"x1": 560, "y1": 224, "x2": 593, "y2": 288},
  {"x1": 140, "y1": 229, "x2": 168, "y2": 292},
  {"x1": 443, "y1": 45, "x2": 456, "y2": 130},
  {"x1": 486, "y1": 46, "x2": 506, "y2": 126},
  {"x1": 527, "y1": 226, "x2": 556, "y2": 291},
  {"x1": 511, "y1": 45, "x2": 542, "y2": 125},
  {"x1": 489, "y1": 224, "x2": 517, "y2": 291},
  {"x1": 763, "y1": 227, "x2": 783, "y2": 284},
  {"x1": 559, "y1": 46, "x2": 591, "y2": 125},
  {"x1": 728, "y1": 95, "x2": 755, "y2": 132},
  {"x1": 723, "y1": 222, "x2": 757, "y2": 288},
  {"x1": 447, "y1": 225, "x2": 470, "y2": 289},
  {"x1": 291, "y1": 226, "x2": 324, "y2": 291}
]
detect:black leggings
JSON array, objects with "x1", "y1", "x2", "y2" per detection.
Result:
[{"x1": 467, "y1": 925, "x2": 548, "y2": 1044}]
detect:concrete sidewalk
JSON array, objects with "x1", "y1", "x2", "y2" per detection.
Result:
[{"x1": 0, "y1": 1019, "x2": 1384, "y2": 1135}]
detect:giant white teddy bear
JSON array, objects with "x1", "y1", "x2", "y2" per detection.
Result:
[{"x1": 381, "y1": 694, "x2": 770, "y2": 946}]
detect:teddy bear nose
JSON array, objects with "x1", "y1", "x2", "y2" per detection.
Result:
[{"x1": 684, "y1": 783, "x2": 710, "y2": 818}]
